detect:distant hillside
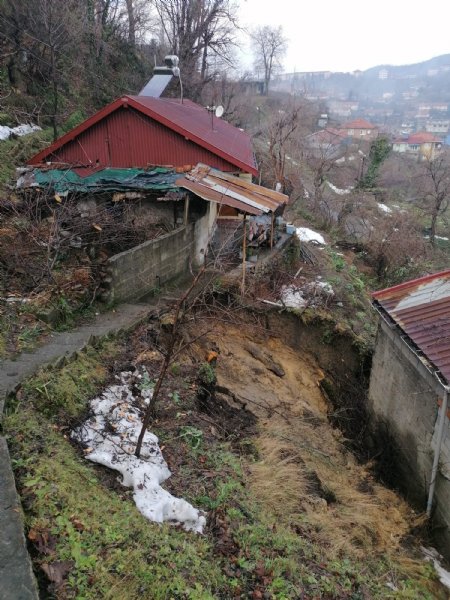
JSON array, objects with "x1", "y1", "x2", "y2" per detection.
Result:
[
  {"x1": 365, "y1": 54, "x2": 450, "y2": 78},
  {"x1": 275, "y1": 54, "x2": 450, "y2": 110}
]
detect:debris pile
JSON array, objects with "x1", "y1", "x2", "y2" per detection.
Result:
[{"x1": 281, "y1": 279, "x2": 334, "y2": 309}]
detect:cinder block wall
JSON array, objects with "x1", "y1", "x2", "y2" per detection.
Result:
[
  {"x1": 368, "y1": 322, "x2": 450, "y2": 556},
  {"x1": 107, "y1": 212, "x2": 209, "y2": 303}
]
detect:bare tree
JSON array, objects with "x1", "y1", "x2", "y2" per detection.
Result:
[
  {"x1": 420, "y1": 151, "x2": 450, "y2": 246},
  {"x1": 255, "y1": 101, "x2": 308, "y2": 193},
  {"x1": 251, "y1": 25, "x2": 287, "y2": 96},
  {"x1": 150, "y1": 0, "x2": 238, "y2": 99}
]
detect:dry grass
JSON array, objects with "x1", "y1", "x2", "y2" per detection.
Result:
[
  {"x1": 250, "y1": 417, "x2": 427, "y2": 571},
  {"x1": 250, "y1": 429, "x2": 309, "y2": 517}
]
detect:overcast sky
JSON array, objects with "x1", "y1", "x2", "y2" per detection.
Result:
[{"x1": 238, "y1": 0, "x2": 450, "y2": 73}]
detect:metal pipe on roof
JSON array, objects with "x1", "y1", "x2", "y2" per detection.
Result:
[{"x1": 427, "y1": 386, "x2": 450, "y2": 516}]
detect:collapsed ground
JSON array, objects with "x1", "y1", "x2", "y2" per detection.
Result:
[{"x1": 3, "y1": 293, "x2": 447, "y2": 599}]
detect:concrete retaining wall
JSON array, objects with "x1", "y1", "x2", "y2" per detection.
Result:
[
  {"x1": 107, "y1": 211, "x2": 212, "y2": 303},
  {"x1": 368, "y1": 320, "x2": 450, "y2": 556}
]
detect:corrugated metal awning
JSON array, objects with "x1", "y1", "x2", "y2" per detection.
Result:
[
  {"x1": 176, "y1": 163, "x2": 287, "y2": 216},
  {"x1": 372, "y1": 269, "x2": 450, "y2": 384}
]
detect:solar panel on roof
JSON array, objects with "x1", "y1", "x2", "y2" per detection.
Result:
[{"x1": 139, "y1": 68, "x2": 173, "y2": 98}]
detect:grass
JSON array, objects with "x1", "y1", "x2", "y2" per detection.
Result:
[{"x1": 3, "y1": 334, "x2": 447, "y2": 599}]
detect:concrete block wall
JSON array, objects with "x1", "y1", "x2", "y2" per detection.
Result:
[
  {"x1": 368, "y1": 321, "x2": 450, "y2": 556},
  {"x1": 107, "y1": 212, "x2": 210, "y2": 303}
]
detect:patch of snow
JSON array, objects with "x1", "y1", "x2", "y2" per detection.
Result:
[
  {"x1": 295, "y1": 227, "x2": 326, "y2": 245},
  {"x1": 281, "y1": 280, "x2": 334, "y2": 309},
  {"x1": 378, "y1": 203, "x2": 392, "y2": 214},
  {"x1": 281, "y1": 286, "x2": 306, "y2": 308},
  {"x1": 421, "y1": 546, "x2": 450, "y2": 591},
  {"x1": 0, "y1": 123, "x2": 41, "y2": 141},
  {"x1": 72, "y1": 370, "x2": 206, "y2": 533},
  {"x1": 326, "y1": 181, "x2": 353, "y2": 195},
  {"x1": 424, "y1": 235, "x2": 450, "y2": 241}
]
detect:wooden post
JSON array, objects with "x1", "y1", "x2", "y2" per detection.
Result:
[
  {"x1": 270, "y1": 212, "x2": 275, "y2": 249},
  {"x1": 183, "y1": 195, "x2": 190, "y2": 225},
  {"x1": 241, "y1": 214, "x2": 247, "y2": 295}
]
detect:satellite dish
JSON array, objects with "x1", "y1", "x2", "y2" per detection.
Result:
[{"x1": 215, "y1": 105, "x2": 224, "y2": 118}]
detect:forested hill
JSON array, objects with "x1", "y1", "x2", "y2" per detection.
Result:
[{"x1": 0, "y1": 1, "x2": 237, "y2": 139}]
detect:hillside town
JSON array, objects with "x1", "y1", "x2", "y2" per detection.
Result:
[{"x1": 1, "y1": 2, "x2": 450, "y2": 599}]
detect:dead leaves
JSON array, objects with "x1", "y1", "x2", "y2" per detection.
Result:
[{"x1": 41, "y1": 560, "x2": 74, "y2": 587}]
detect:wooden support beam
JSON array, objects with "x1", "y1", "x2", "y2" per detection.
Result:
[
  {"x1": 241, "y1": 214, "x2": 247, "y2": 295},
  {"x1": 184, "y1": 195, "x2": 190, "y2": 225},
  {"x1": 270, "y1": 212, "x2": 275, "y2": 248}
]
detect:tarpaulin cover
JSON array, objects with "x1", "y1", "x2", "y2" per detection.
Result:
[{"x1": 18, "y1": 167, "x2": 180, "y2": 193}]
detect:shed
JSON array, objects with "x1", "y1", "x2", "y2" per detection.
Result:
[
  {"x1": 27, "y1": 95, "x2": 258, "y2": 177},
  {"x1": 369, "y1": 270, "x2": 450, "y2": 557}
]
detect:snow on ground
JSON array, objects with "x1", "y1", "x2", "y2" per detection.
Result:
[
  {"x1": 0, "y1": 123, "x2": 41, "y2": 141},
  {"x1": 72, "y1": 370, "x2": 206, "y2": 533},
  {"x1": 378, "y1": 203, "x2": 392, "y2": 214},
  {"x1": 281, "y1": 280, "x2": 334, "y2": 309},
  {"x1": 295, "y1": 227, "x2": 326, "y2": 245},
  {"x1": 422, "y1": 546, "x2": 450, "y2": 591},
  {"x1": 326, "y1": 181, "x2": 353, "y2": 195}
]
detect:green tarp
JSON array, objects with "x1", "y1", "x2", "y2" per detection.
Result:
[{"x1": 20, "y1": 167, "x2": 180, "y2": 194}]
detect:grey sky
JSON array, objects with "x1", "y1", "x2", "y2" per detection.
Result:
[{"x1": 238, "y1": 0, "x2": 450, "y2": 73}]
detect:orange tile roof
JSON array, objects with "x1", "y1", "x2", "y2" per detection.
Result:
[{"x1": 341, "y1": 118, "x2": 377, "y2": 130}]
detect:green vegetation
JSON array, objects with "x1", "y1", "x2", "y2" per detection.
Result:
[
  {"x1": 0, "y1": 128, "x2": 53, "y2": 185},
  {"x1": 14, "y1": 339, "x2": 120, "y2": 422},
  {"x1": 358, "y1": 136, "x2": 391, "y2": 190},
  {"x1": 3, "y1": 338, "x2": 445, "y2": 599}
]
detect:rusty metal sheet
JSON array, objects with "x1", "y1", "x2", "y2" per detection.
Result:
[
  {"x1": 28, "y1": 96, "x2": 258, "y2": 177},
  {"x1": 373, "y1": 270, "x2": 450, "y2": 384},
  {"x1": 177, "y1": 163, "x2": 287, "y2": 216},
  {"x1": 178, "y1": 177, "x2": 261, "y2": 215}
]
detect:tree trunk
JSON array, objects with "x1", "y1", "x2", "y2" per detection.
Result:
[
  {"x1": 125, "y1": 0, "x2": 136, "y2": 46},
  {"x1": 430, "y1": 207, "x2": 438, "y2": 247}
]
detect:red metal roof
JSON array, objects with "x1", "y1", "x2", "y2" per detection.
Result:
[
  {"x1": 176, "y1": 163, "x2": 287, "y2": 216},
  {"x1": 373, "y1": 270, "x2": 450, "y2": 384},
  {"x1": 27, "y1": 96, "x2": 257, "y2": 176},
  {"x1": 406, "y1": 132, "x2": 441, "y2": 144},
  {"x1": 341, "y1": 118, "x2": 377, "y2": 130}
]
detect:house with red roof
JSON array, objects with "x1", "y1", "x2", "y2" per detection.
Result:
[
  {"x1": 27, "y1": 95, "x2": 258, "y2": 177},
  {"x1": 339, "y1": 118, "x2": 378, "y2": 140},
  {"x1": 392, "y1": 131, "x2": 442, "y2": 159},
  {"x1": 20, "y1": 68, "x2": 287, "y2": 303}
]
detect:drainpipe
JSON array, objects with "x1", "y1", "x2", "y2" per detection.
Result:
[{"x1": 427, "y1": 385, "x2": 450, "y2": 516}]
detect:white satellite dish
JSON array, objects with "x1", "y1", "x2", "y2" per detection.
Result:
[{"x1": 215, "y1": 105, "x2": 224, "y2": 118}]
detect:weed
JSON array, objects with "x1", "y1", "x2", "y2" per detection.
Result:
[
  {"x1": 138, "y1": 371, "x2": 155, "y2": 393},
  {"x1": 18, "y1": 325, "x2": 44, "y2": 351},
  {"x1": 169, "y1": 390, "x2": 181, "y2": 404},
  {"x1": 179, "y1": 426, "x2": 203, "y2": 450},
  {"x1": 198, "y1": 362, "x2": 216, "y2": 386}
]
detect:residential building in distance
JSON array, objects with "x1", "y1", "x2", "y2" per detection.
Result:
[
  {"x1": 339, "y1": 118, "x2": 378, "y2": 140},
  {"x1": 392, "y1": 131, "x2": 443, "y2": 159}
]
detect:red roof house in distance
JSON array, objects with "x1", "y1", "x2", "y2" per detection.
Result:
[
  {"x1": 27, "y1": 95, "x2": 258, "y2": 177},
  {"x1": 339, "y1": 118, "x2": 378, "y2": 140},
  {"x1": 393, "y1": 131, "x2": 442, "y2": 160}
]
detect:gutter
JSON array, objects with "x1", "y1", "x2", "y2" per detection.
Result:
[{"x1": 373, "y1": 302, "x2": 449, "y2": 516}]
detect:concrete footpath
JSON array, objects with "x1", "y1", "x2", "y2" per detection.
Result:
[{"x1": 0, "y1": 301, "x2": 156, "y2": 600}]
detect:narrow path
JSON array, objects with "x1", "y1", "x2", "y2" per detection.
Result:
[{"x1": 0, "y1": 300, "x2": 157, "y2": 600}]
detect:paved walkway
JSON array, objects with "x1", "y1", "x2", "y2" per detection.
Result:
[{"x1": 0, "y1": 300, "x2": 157, "y2": 600}]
